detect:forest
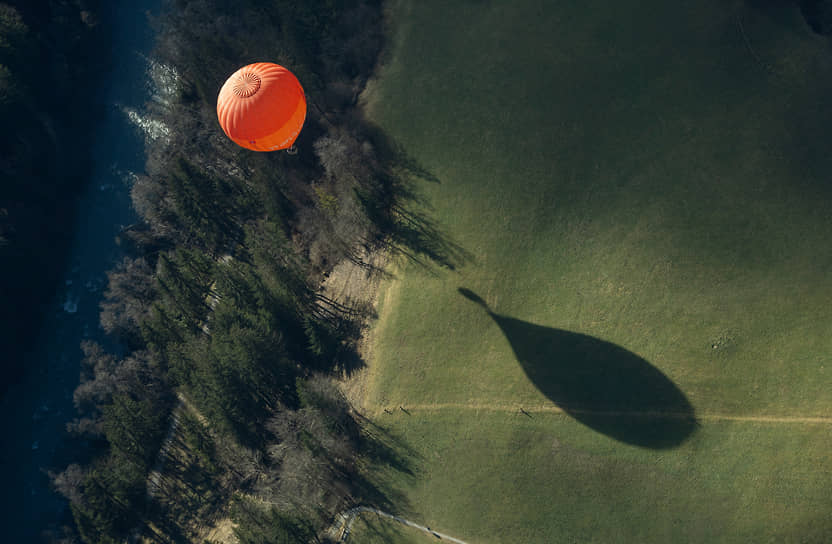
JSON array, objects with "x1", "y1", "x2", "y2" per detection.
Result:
[{"x1": 41, "y1": 0, "x2": 442, "y2": 542}]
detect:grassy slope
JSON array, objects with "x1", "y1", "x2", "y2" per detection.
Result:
[{"x1": 361, "y1": 0, "x2": 832, "y2": 541}]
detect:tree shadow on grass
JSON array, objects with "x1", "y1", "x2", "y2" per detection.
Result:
[
  {"x1": 341, "y1": 414, "x2": 419, "y2": 516},
  {"x1": 355, "y1": 122, "x2": 473, "y2": 274},
  {"x1": 459, "y1": 288, "x2": 697, "y2": 449}
]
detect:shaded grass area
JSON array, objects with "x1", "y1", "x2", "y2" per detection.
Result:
[
  {"x1": 360, "y1": 0, "x2": 832, "y2": 540},
  {"x1": 371, "y1": 412, "x2": 832, "y2": 543}
]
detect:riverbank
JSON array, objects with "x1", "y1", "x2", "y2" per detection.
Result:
[
  {"x1": 0, "y1": 2, "x2": 160, "y2": 540},
  {"x1": 46, "y1": 1, "x2": 411, "y2": 541}
]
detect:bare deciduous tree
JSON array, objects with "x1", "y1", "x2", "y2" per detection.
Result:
[
  {"x1": 51, "y1": 463, "x2": 87, "y2": 507},
  {"x1": 100, "y1": 257, "x2": 155, "y2": 342}
]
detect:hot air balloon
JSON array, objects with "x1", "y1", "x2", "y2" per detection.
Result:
[{"x1": 216, "y1": 62, "x2": 307, "y2": 152}]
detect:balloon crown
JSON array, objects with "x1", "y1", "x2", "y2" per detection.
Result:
[{"x1": 233, "y1": 72, "x2": 261, "y2": 98}]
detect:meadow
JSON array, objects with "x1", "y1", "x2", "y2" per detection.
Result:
[{"x1": 356, "y1": 0, "x2": 832, "y2": 541}]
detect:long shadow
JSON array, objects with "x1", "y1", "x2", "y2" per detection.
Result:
[{"x1": 459, "y1": 289, "x2": 697, "y2": 449}]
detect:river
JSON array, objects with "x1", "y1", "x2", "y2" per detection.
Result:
[{"x1": 1, "y1": 2, "x2": 159, "y2": 540}]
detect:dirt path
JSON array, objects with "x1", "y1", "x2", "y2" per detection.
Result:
[
  {"x1": 367, "y1": 402, "x2": 832, "y2": 425},
  {"x1": 331, "y1": 506, "x2": 470, "y2": 544}
]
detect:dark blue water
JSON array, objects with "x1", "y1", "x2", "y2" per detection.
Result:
[{"x1": 1, "y1": 2, "x2": 159, "y2": 540}]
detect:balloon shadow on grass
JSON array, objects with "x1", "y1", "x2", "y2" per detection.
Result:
[{"x1": 459, "y1": 288, "x2": 697, "y2": 449}]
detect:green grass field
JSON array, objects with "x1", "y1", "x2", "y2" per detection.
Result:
[{"x1": 359, "y1": 0, "x2": 832, "y2": 541}]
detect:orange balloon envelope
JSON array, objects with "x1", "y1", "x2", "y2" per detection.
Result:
[{"x1": 216, "y1": 62, "x2": 307, "y2": 152}]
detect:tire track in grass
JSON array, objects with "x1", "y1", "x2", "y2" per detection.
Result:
[{"x1": 369, "y1": 402, "x2": 832, "y2": 425}]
